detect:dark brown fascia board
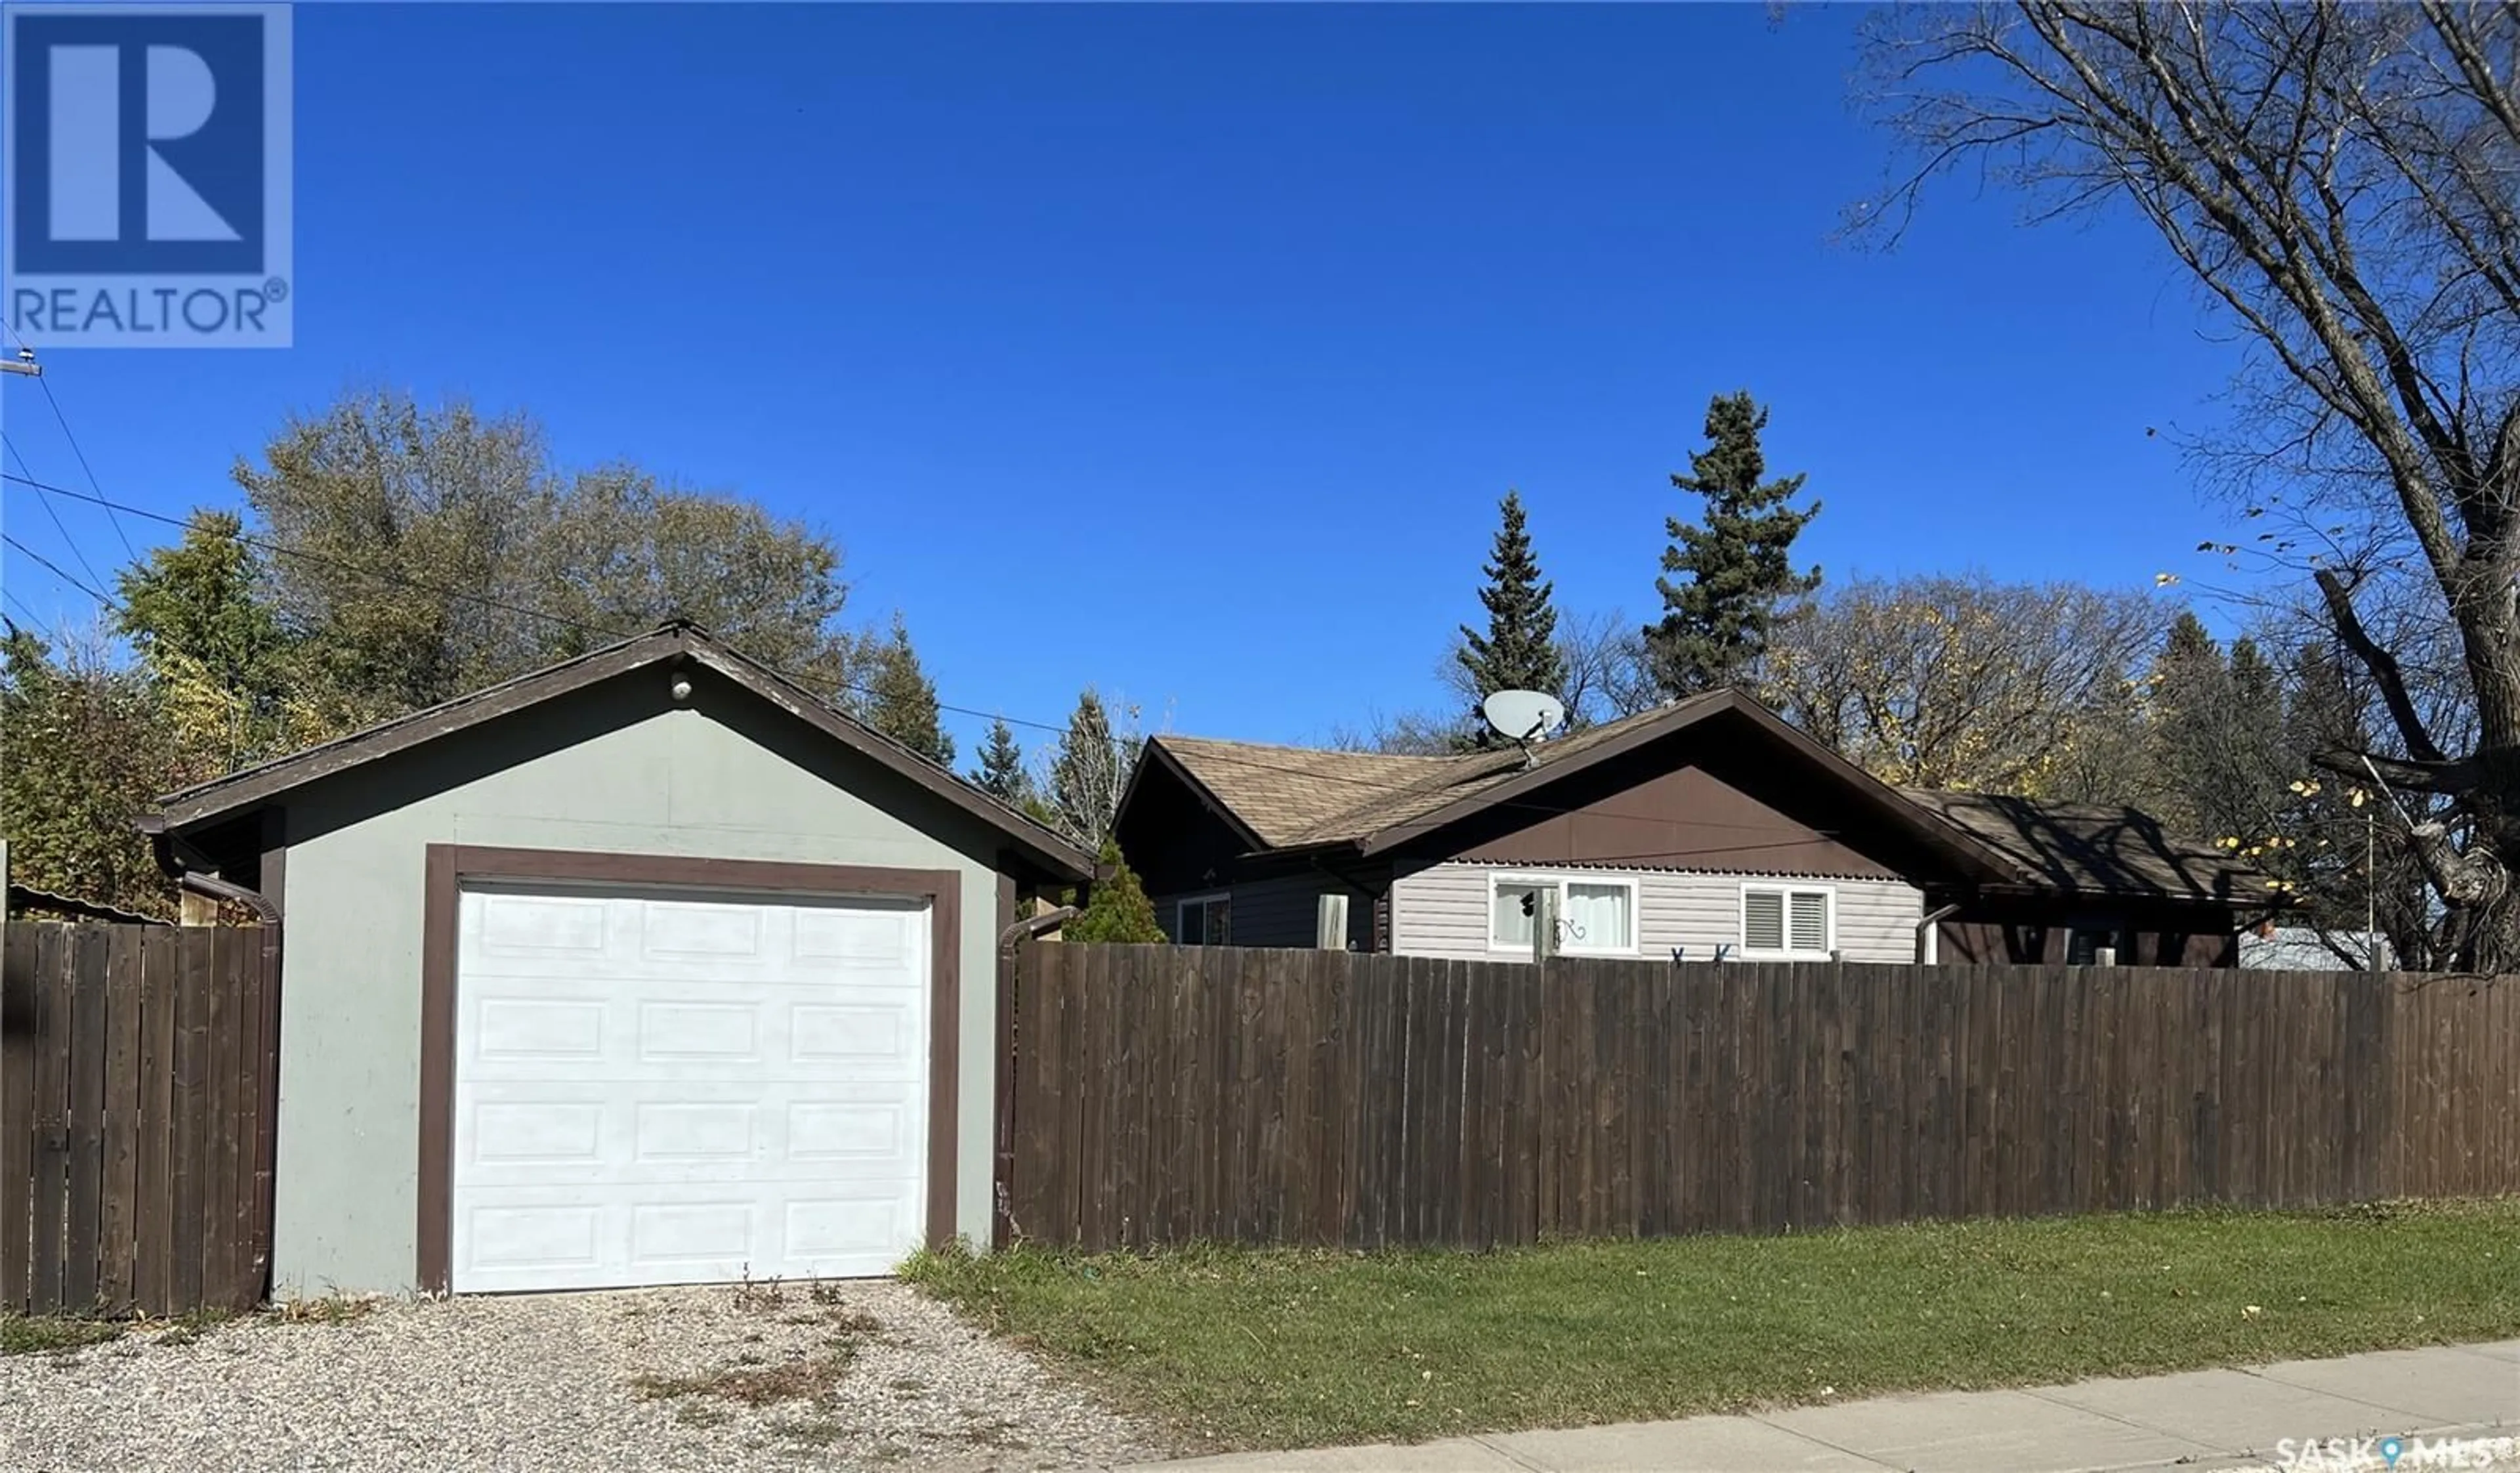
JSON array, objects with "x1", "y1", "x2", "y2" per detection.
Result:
[
  {"x1": 1125, "y1": 736, "x2": 1272, "y2": 853},
  {"x1": 148, "y1": 625, "x2": 1093, "y2": 884},
  {"x1": 1354, "y1": 689, "x2": 2029, "y2": 884},
  {"x1": 680, "y1": 641, "x2": 1093, "y2": 882},
  {"x1": 154, "y1": 630, "x2": 675, "y2": 826}
]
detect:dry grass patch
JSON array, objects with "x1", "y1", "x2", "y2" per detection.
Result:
[
  {"x1": 634, "y1": 1348, "x2": 856, "y2": 1407},
  {"x1": 270, "y1": 1294, "x2": 382, "y2": 1327}
]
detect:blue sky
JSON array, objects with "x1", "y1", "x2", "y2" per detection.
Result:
[{"x1": 1, "y1": 3, "x2": 2253, "y2": 757}]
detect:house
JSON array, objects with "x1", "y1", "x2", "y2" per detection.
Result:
[
  {"x1": 136, "y1": 622, "x2": 1092, "y2": 1297},
  {"x1": 1114, "y1": 689, "x2": 2275, "y2": 968}
]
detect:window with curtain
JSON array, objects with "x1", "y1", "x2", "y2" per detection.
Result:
[
  {"x1": 1742, "y1": 885, "x2": 1833, "y2": 958},
  {"x1": 1490, "y1": 876, "x2": 1637, "y2": 954},
  {"x1": 1561, "y1": 880, "x2": 1635, "y2": 953},
  {"x1": 1490, "y1": 880, "x2": 1543, "y2": 949}
]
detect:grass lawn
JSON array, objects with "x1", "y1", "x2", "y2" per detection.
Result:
[{"x1": 904, "y1": 1199, "x2": 2520, "y2": 1452}]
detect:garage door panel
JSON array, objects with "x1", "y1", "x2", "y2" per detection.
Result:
[
  {"x1": 456, "y1": 1181, "x2": 919, "y2": 1289},
  {"x1": 472, "y1": 996, "x2": 610, "y2": 1063},
  {"x1": 452, "y1": 887, "x2": 929, "y2": 1292},
  {"x1": 459, "y1": 1088, "x2": 922, "y2": 1187}
]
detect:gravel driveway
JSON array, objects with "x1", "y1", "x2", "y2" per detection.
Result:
[{"x1": 1, "y1": 1279, "x2": 1172, "y2": 1472}]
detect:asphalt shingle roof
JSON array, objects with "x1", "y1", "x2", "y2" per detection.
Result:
[
  {"x1": 1152, "y1": 694, "x2": 1729, "y2": 848},
  {"x1": 1899, "y1": 789, "x2": 2269, "y2": 903},
  {"x1": 1151, "y1": 698, "x2": 2269, "y2": 904}
]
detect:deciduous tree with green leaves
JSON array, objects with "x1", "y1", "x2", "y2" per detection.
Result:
[
  {"x1": 236, "y1": 389, "x2": 861, "y2": 718},
  {"x1": 1646, "y1": 392, "x2": 1821, "y2": 697},
  {"x1": 0, "y1": 622, "x2": 186, "y2": 915}
]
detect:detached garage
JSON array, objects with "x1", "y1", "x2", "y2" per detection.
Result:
[{"x1": 140, "y1": 623, "x2": 1091, "y2": 1296}]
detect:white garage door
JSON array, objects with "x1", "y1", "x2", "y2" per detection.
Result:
[{"x1": 452, "y1": 885, "x2": 930, "y2": 1292}]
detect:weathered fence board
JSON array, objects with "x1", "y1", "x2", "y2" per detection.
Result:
[
  {"x1": 1001, "y1": 943, "x2": 2520, "y2": 1250},
  {"x1": 1, "y1": 922, "x2": 274, "y2": 1315}
]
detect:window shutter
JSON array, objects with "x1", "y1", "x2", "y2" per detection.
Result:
[
  {"x1": 1744, "y1": 890, "x2": 1784, "y2": 952},
  {"x1": 1789, "y1": 891, "x2": 1829, "y2": 954}
]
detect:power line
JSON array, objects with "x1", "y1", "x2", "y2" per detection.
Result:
[
  {"x1": 2, "y1": 529, "x2": 115, "y2": 607},
  {"x1": 0, "y1": 467, "x2": 1812, "y2": 842},
  {"x1": 0, "y1": 468, "x2": 1081, "y2": 733},
  {"x1": 2, "y1": 581, "x2": 59, "y2": 643},
  {"x1": 1, "y1": 433, "x2": 114, "y2": 600},
  {"x1": 32, "y1": 374, "x2": 139, "y2": 562}
]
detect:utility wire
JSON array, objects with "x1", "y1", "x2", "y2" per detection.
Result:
[
  {"x1": 1, "y1": 433, "x2": 115, "y2": 600},
  {"x1": 2, "y1": 528, "x2": 115, "y2": 607},
  {"x1": 32, "y1": 374, "x2": 140, "y2": 562},
  {"x1": 2, "y1": 581, "x2": 60, "y2": 643},
  {"x1": 0, "y1": 468, "x2": 1818, "y2": 841}
]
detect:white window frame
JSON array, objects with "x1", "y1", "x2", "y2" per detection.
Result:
[
  {"x1": 1486, "y1": 871, "x2": 1641, "y2": 958},
  {"x1": 1738, "y1": 882, "x2": 1838, "y2": 960},
  {"x1": 1175, "y1": 891, "x2": 1230, "y2": 946}
]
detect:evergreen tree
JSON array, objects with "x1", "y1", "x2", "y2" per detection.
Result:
[
  {"x1": 860, "y1": 613, "x2": 954, "y2": 767},
  {"x1": 1049, "y1": 688, "x2": 1129, "y2": 847},
  {"x1": 1064, "y1": 837, "x2": 1165, "y2": 943},
  {"x1": 1645, "y1": 391, "x2": 1821, "y2": 696},
  {"x1": 1457, "y1": 491, "x2": 1565, "y2": 733},
  {"x1": 971, "y1": 717, "x2": 1034, "y2": 809},
  {"x1": 2147, "y1": 612, "x2": 2232, "y2": 836},
  {"x1": 2149, "y1": 614, "x2": 2292, "y2": 848}
]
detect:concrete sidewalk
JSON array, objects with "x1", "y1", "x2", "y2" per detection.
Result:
[{"x1": 1115, "y1": 1340, "x2": 2518, "y2": 1473}]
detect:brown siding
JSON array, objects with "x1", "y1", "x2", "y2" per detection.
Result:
[{"x1": 1441, "y1": 761, "x2": 1899, "y2": 878}]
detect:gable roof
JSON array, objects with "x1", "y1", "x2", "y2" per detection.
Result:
[
  {"x1": 150, "y1": 622, "x2": 1094, "y2": 883},
  {"x1": 1144, "y1": 698, "x2": 1719, "y2": 850},
  {"x1": 1139, "y1": 689, "x2": 2273, "y2": 905},
  {"x1": 1145, "y1": 691, "x2": 2018, "y2": 880},
  {"x1": 1897, "y1": 790, "x2": 2271, "y2": 905}
]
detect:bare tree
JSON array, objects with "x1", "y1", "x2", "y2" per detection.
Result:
[
  {"x1": 1760, "y1": 572, "x2": 2167, "y2": 794},
  {"x1": 1858, "y1": 2, "x2": 2520, "y2": 966}
]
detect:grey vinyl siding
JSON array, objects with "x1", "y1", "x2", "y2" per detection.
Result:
[
  {"x1": 1154, "y1": 874, "x2": 1371, "y2": 949},
  {"x1": 1389, "y1": 861, "x2": 1924, "y2": 964}
]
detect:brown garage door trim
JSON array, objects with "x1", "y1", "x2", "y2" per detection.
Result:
[{"x1": 417, "y1": 843, "x2": 963, "y2": 1293}]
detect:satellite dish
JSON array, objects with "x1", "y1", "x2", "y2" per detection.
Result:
[{"x1": 1482, "y1": 689, "x2": 1566, "y2": 743}]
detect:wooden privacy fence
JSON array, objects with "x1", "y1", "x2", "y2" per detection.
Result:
[
  {"x1": 1001, "y1": 943, "x2": 2520, "y2": 1250},
  {"x1": 1, "y1": 922, "x2": 278, "y2": 1315}
]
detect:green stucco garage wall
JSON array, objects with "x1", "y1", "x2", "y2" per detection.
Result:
[{"x1": 267, "y1": 677, "x2": 1014, "y2": 1295}]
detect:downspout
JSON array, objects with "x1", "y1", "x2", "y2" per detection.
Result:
[
  {"x1": 136, "y1": 812, "x2": 282, "y2": 1305},
  {"x1": 1915, "y1": 903, "x2": 1962, "y2": 965},
  {"x1": 993, "y1": 903, "x2": 1078, "y2": 1249},
  {"x1": 135, "y1": 815, "x2": 281, "y2": 926}
]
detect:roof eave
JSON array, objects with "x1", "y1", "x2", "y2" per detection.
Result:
[
  {"x1": 146, "y1": 625, "x2": 1095, "y2": 886},
  {"x1": 1353, "y1": 691, "x2": 2028, "y2": 884},
  {"x1": 1125, "y1": 737, "x2": 1274, "y2": 853}
]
